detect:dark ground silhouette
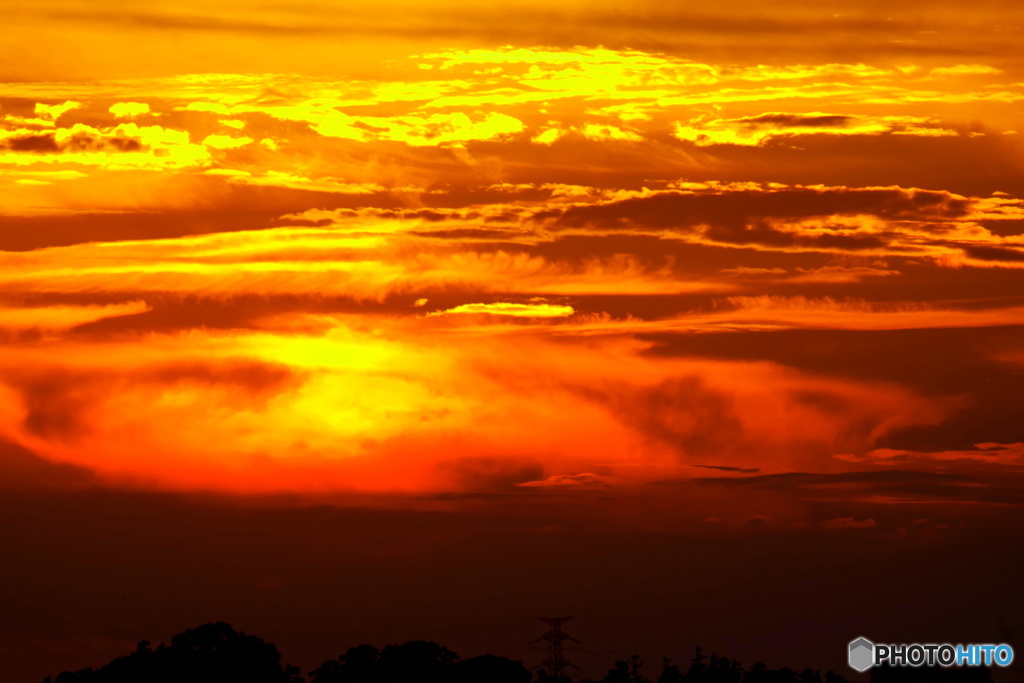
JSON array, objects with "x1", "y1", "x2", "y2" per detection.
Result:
[
  {"x1": 44, "y1": 623, "x2": 995, "y2": 683},
  {"x1": 44, "y1": 622, "x2": 302, "y2": 683},
  {"x1": 868, "y1": 667, "x2": 992, "y2": 682}
]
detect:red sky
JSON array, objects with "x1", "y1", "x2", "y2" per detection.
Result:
[{"x1": 1, "y1": 2, "x2": 1023, "y2": 681}]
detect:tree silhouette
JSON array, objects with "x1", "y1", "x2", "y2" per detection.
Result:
[
  {"x1": 704, "y1": 652, "x2": 742, "y2": 683},
  {"x1": 535, "y1": 669, "x2": 574, "y2": 683},
  {"x1": 44, "y1": 622, "x2": 301, "y2": 683},
  {"x1": 450, "y1": 654, "x2": 532, "y2": 683},
  {"x1": 657, "y1": 657, "x2": 683, "y2": 683},
  {"x1": 869, "y1": 666, "x2": 993, "y2": 682},
  {"x1": 309, "y1": 644, "x2": 381, "y2": 683},
  {"x1": 378, "y1": 640, "x2": 458, "y2": 683},
  {"x1": 311, "y1": 640, "x2": 529, "y2": 683},
  {"x1": 685, "y1": 647, "x2": 708, "y2": 682},
  {"x1": 598, "y1": 660, "x2": 631, "y2": 683},
  {"x1": 589, "y1": 656, "x2": 650, "y2": 683},
  {"x1": 50, "y1": 626, "x2": 991, "y2": 683}
]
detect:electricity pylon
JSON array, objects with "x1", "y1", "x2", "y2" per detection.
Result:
[{"x1": 533, "y1": 616, "x2": 580, "y2": 679}]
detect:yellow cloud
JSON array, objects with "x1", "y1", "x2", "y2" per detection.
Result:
[
  {"x1": 183, "y1": 101, "x2": 233, "y2": 114},
  {"x1": 929, "y1": 64, "x2": 1003, "y2": 77},
  {"x1": 0, "y1": 222, "x2": 733, "y2": 301},
  {"x1": 109, "y1": 102, "x2": 151, "y2": 118},
  {"x1": 427, "y1": 302, "x2": 575, "y2": 318},
  {"x1": 34, "y1": 100, "x2": 81, "y2": 121},
  {"x1": 581, "y1": 124, "x2": 643, "y2": 142},
  {"x1": 559, "y1": 297, "x2": 1024, "y2": 336},
  {"x1": 202, "y1": 133, "x2": 253, "y2": 149},
  {"x1": 531, "y1": 128, "x2": 563, "y2": 145},
  {"x1": 0, "y1": 121, "x2": 210, "y2": 170},
  {"x1": 212, "y1": 170, "x2": 385, "y2": 194}
]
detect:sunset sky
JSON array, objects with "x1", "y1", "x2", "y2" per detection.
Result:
[{"x1": 1, "y1": 1, "x2": 1023, "y2": 681}]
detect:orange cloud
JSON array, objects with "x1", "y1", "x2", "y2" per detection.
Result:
[
  {"x1": 847, "y1": 443, "x2": 1024, "y2": 467},
  {"x1": 0, "y1": 121, "x2": 210, "y2": 169},
  {"x1": 202, "y1": 133, "x2": 253, "y2": 149},
  {"x1": 0, "y1": 222, "x2": 739, "y2": 299},
  {"x1": 1, "y1": 28, "x2": 1022, "y2": 509},
  {"x1": 673, "y1": 113, "x2": 956, "y2": 147},
  {"x1": 0, "y1": 301, "x2": 151, "y2": 333},
  {"x1": 0, "y1": 318, "x2": 953, "y2": 493}
]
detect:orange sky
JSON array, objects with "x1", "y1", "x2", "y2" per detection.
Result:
[{"x1": 1, "y1": 2, "x2": 1023, "y2": 681}]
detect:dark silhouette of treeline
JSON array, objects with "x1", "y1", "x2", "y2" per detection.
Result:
[
  {"x1": 43, "y1": 623, "x2": 992, "y2": 683},
  {"x1": 44, "y1": 623, "x2": 302, "y2": 683}
]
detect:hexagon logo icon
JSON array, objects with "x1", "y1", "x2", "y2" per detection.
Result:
[{"x1": 849, "y1": 637, "x2": 875, "y2": 672}]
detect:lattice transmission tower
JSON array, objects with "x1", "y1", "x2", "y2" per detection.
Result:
[{"x1": 532, "y1": 616, "x2": 580, "y2": 680}]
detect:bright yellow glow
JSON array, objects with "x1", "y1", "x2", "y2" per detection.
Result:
[
  {"x1": 427, "y1": 302, "x2": 575, "y2": 318},
  {"x1": 109, "y1": 102, "x2": 151, "y2": 118},
  {"x1": 202, "y1": 133, "x2": 253, "y2": 149}
]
